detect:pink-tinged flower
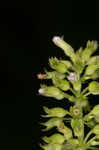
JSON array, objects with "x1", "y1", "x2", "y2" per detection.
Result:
[
  {"x1": 37, "y1": 73, "x2": 47, "y2": 79},
  {"x1": 67, "y1": 72, "x2": 77, "y2": 82}
]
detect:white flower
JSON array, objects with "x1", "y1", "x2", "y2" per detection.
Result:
[
  {"x1": 52, "y1": 36, "x2": 62, "y2": 45},
  {"x1": 38, "y1": 88, "x2": 45, "y2": 94},
  {"x1": 67, "y1": 72, "x2": 77, "y2": 82}
]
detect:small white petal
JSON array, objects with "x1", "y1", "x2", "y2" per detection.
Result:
[
  {"x1": 38, "y1": 88, "x2": 45, "y2": 94},
  {"x1": 67, "y1": 72, "x2": 77, "y2": 81},
  {"x1": 52, "y1": 36, "x2": 62, "y2": 44}
]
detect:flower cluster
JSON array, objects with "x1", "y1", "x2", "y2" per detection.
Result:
[{"x1": 37, "y1": 36, "x2": 99, "y2": 150}]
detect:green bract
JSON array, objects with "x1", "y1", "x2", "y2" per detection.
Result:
[
  {"x1": 45, "y1": 71, "x2": 66, "y2": 79},
  {"x1": 43, "y1": 106, "x2": 69, "y2": 117},
  {"x1": 42, "y1": 133, "x2": 65, "y2": 144},
  {"x1": 71, "y1": 119, "x2": 84, "y2": 138},
  {"x1": 85, "y1": 64, "x2": 99, "y2": 75},
  {"x1": 92, "y1": 125, "x2": 99, "y2": 135},
  {"x1": 40, "y1": 118, "x2": 62, "y2": 131},
  {"x1": 88, "y1": 81, "x2": 99, "y2": 95},
  {"x1": 40, "y1": 143, "x2": 62, "y2": 150},
  {"x1": 52, "y1": 36, "x2": 77, "y2": 63},
  {"x1": 81, "y1": 40, "x2": 98, "y2": 63},
  {"x1": 52, "y1": 76, "x2": 70, "y2": 91},
  {"x1": 39, "y1": 85, "x2": 65, "y2": 100},
  {"x1": 49, "y1": 57, "x2": 68, "y2": 73},
  {"x1": 57, "y1": 123, "x2": 73, "y2": 140},
  {"x1": 38, "y1": 37, "x2": 99, "y2": 150}
]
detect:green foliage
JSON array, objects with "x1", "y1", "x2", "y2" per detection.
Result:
[{"x1": 37, "y1": 36, "x2": 99, "y2": 150}]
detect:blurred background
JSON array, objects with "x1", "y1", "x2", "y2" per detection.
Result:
[{"x1": 0, "y1": 1, "x2": 99, "y2": 150}]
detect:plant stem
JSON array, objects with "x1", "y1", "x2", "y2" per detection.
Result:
[
  {"x1": 84, "y1": 92, "x2": 91, "y2": 97},
  {"x1": 70, "y1": 88, "x2": 77, "y2": 96},
  {"x1": 81, "y1": 87, "x2": 89, "y2": 95},
  {"x1": 84, "y1": 131, "x2": 93, "y2": 143},
  {"x1": 86, "y1": 136, "x2": 97, "y2": 147}
]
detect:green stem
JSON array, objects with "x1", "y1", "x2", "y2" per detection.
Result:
[
  {"x1": 63, "y1": 117, "x2": 72, "y2": 121},
  {"x1": 81, "y1": 87, "x2": 89, "y2": 95},
  {"x1": 70, "y1": 88, "x2": 77, "y2": 96},
  {"x1": 84, "y1": 130, "x2": 93, "y2": 143},
  {"x1": 84, "y1": 92, "x2": 91, "y2": 97},
  {"x1": 86, "y1": 136, "x2": 97, "y2": 147},
  {"x1": 64, "y1": 93, "x2": 71, "y2": 99}
]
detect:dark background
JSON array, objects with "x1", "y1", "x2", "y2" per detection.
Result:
[{"x1": 0, "y1": 1, "x2": 99, "y2": 150}]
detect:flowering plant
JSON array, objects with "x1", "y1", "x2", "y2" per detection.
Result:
[{"x1": 37, "y1": 36, "x2": 99, "y2": 150}]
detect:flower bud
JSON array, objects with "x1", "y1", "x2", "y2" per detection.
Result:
[
  {"x1": 72, "y1": 80, "x2": 81, "y2": 92},
  {"x1": 92, "y1": 125, "x2": 99, "y2": 135},
  {"x1": 84, "y1": 114, "x2": 94, "y2": 122},
  {"x1": 91, "y1": 69, "x2": 99, "y2": 79},
  {"x1": 88, "y1": 81, "x2": 99, "y2": 95},
  {"x1": 40, "y1": 143, "x2": 62, "y2": 150},
  {"x1": 45, "y1": 70, "x2": 66, "y2": 79},
  {"x1": 87, "y1": 56, "x2": 99, "y2": 65},
  {"x1": 43, "y1": 106, "x2": 69, "y2": 118},
  {"x1": 49, "y1": 57, "x2": 68, "y2": 73},
  {"x1": 91, "y1": 140, "x2": 99, "y2": 146},
  {"x1": 70, "y1": 106, "x2": 82, "y2": 118},
  {"x1": 85, "y1": 64, "x2": 99, "y2": 75},
  {"x1": 67, "y1": 72, "x2": 77, "y2": 82},
  {"x1": 52, "y1": 36, "x2": 77, "y2": 63},
  {"x1": 57, "y1": 123, "x2": 72, "y2": 140},
  {"x1": 71, "y1": 119, "x2": 84, "y2": 138},
  {"x1": 60, "y1": 60, "x2": 72, "y2": 68},
  {"x1": 40, "y1": 118, "x2": 62, "y2": 131},
  {"x1": 37, "y1": 73, "x2": 47, "y2": 79},
  {"x1": 90, "y1": 105, "x2": 99, "y2": 116},
  {"x1": 89, "y1": 105, "x2": 99, "y2": 123},
  {"x1": 42, "y1": 133, "x2": 65, "y2": 144},
  {"x1": 52, "y1": 77, "x2": 70, "y2": 91},
  {"x1": 38, "y1": 85, "x2": 65, "y2": 100},
  {"x1": 82, "y1": 40, "x2": 98, "y2": 63}
]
